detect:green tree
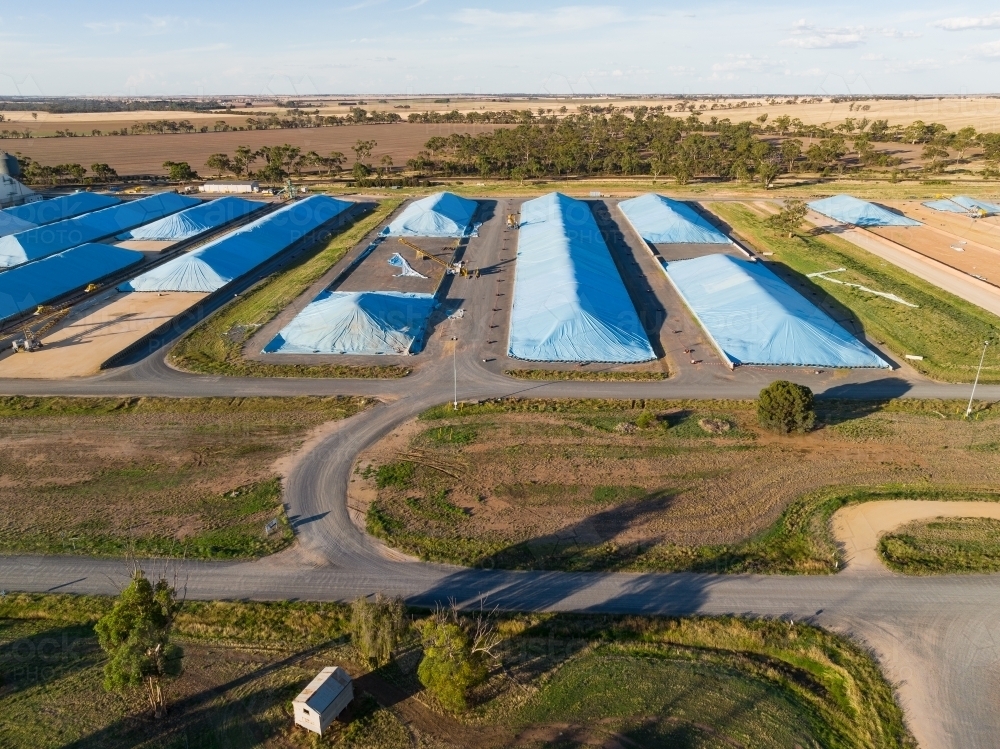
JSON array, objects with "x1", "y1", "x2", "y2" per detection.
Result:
[
  {"x1": 254, "y1": 144, "x2": 300, "y2": 183},
  {"x1": 350, "y1": 594, "x2": 405, "y2": 667},
  {"x1": 352, "y1": 138, "x2": 377, "y2": 167},
  {"x1": 765, "y1": 199, "x2": 808, "y2": 237},
  {"x1": 205, "y1": 153, "x2": 231, "y2": 178},
  {"x1": 162, "y1": 161, "x2": 197, "y2": 181},
  {"x1": 90, "y1": 163, "x2": 118, "y2": 182},
  {"x1": 757, "y1": 380, "x2": 816, "y2": 434},
  {"x1": 94, "y1": 570, "x2": 182, "y2": 719},
  {"x1": 780, "y1": 139, "x2": 802, "y2": 171},
  {"x1": 417, "y1": 612, "x2": 487, "y2": 711},
  {"x1": 232, "y1": 145, "x2": 257, "y2": 177}
]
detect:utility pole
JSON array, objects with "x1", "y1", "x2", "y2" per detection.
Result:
[
  {"x1": 966, "y1": 340, "x2": 989, "y2": 418},
  {"x1": 453, "y1": 337, "x2": 458, "y2": 410}
]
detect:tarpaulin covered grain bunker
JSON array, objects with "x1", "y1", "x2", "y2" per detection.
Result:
[
  {"x1": 263, "y1": 290, "x2": 436, "y2": 355},
  {"x1": 0, "y1": 192, "x2": 198, "y2": 268},
  {"x1": 0, "y1": 243, "x2": 143, "y2": 324},
  {"x1": 618, "y1": 193, "x2": 731, "y2": 244},
  {"x1": 119, "y1": 196, "x2": 263, "y2": 241},
  {"x1": 507, "y1": 192, "x2": 654, "y2": 363},
  {"x1": 382, "y1": 192, "x2": 478, "y2": 237},
  {"x1": 807, "y1": 195, "x2": 920, "y2": 227},
  {"x1": 664, "y1": 253, "x2": 890, "y2": 369},
  {"x1": 119, "y1": 195, "x2": 352, "y2": 293},
  {"x1": 2, "y1": 192, "x2": 121, "y2": 228}
]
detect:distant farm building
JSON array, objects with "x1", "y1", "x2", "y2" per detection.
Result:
[
  {"x1": 199, "y1": 180, "x2": 259, "y2": 194},
  {"x1": 293, "y1": 666, "x2": 353, "y2": 735}
]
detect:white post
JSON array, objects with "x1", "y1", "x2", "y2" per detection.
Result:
[
  {"x1": 966, "y1": 340, "x2": 990, "y2": 418},
  {"x1": 453, "y1": 338, "x2": 458, "y2": 410}
]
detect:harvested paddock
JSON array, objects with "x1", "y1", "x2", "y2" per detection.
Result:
[
  {"x1": 866, "y1": 223, "x2": 1000, "y2": 284},
  {"x1": 0, "y1": 290, "x2": 206, "y2": 378},
  {"x1": 0, "y1": 396, "x2": 369, "y2": 558},
  {"x1": 6, "y1": 123, "x2": 501, "y2": 176},
  {"x1": 355, "y1": 399, "x2": 1000, "y2": 572}
]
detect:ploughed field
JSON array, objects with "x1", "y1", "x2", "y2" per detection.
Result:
[
  {"x1": 356, "y1": 399, "x2": 1000, "y2": 572},
  {"x1": 0, "y1": 396, "x2": 368, "y2": 558},
  {"x1": 6, "y1": 123, "x2": 501, "y2": 176}
]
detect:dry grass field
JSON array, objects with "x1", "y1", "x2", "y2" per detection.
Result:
[
  {"x1": 356, "y1": 399, "x2": 1000, "y2": 572},
  {"x1": 0, "y1": 396, "x2": 369, "y2": 558}
]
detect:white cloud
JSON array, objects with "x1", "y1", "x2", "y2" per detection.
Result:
[
  {"x1": 932, "y1": 14, "x2": 1000, "y2": 31},
  {"x1": 884, "y1": 58, "x2": 941, "y2": 73},
  {"x1": 782, "y1": 20, "x2": 865, "y2": 49},
  {"x1": 711, "y1": 54, "x2": 784, "y2": 74},
  {"x1": 860, "y1": 53, "x2": 886, "y2": 60},
  {"x1": 976, "y1": 39, "x2": 1000, "y2": 57},
  {"x1": 879, "y1": 28, "x2": 922, "y2": 39},
  {"x1": 452, "y1": 6, "x2": 626, "y2": 32}
]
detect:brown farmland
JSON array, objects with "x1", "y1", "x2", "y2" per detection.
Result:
[
  {"x1": 4, "y1": 123, "x2": 501, "y2": 176},
  {"x1": 355, "y1": 402, "x2": 1000, "y2": 571}
]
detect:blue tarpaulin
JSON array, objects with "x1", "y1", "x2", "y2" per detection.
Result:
[
  {"x1": 118, "y1": 196, "x2": 263, "y2": 240},
  {"x1": 2, "y1": 192, "x2": 121, "y2": 227},
  {"x1": 0, "y1": 211, "x2": 35, "y2": 239},
  {"x1": 0, "y1": 243, "x2": 143, "y2": 324},
  {"x1": 922, "y1": 196, "x2": 1000, "y2": 215},
  {"x1": 120, "y1": 195, "x2": 352, "y2": 293},
  {"x1": 664, "y1": 254, "x2": 889, "y2": 369},
  {"x1": 382, "y1": 192, "x2": 478, "y2": 237},
  {"x1": 508, "y1": 192, "x2": 655, "y2": 363},
  {"x1": 263, "y1": 290, "x2": 436, "y2": 355},
  {"x1": 0, "y1": 192, "x2": 198, "y2": 269},
  {"x1": 618, "y1": 193, "x2": 730, "y2": 244},
  {"x1": 808, "y1": 195, "x2": 920, "y2": 227}
]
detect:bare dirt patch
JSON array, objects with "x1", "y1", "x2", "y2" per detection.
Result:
[
  {"x1": 0, "y1": 396, "x2": 369, "y2": 558},
  {"x1": 356, "y1": 401, "x2": 1000, "y2": 571}
]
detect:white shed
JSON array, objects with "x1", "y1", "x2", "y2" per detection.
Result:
[
  {"x1": 293, "y1": 666, "x2": 354, "y2": 735},
  {"x1": 199, "y1": 180, "x2": 259, "y2": 194}
]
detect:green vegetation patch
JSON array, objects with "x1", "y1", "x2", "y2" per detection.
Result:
[
  {"x1": 170, "y1": 197, "x2": 409, "y2": 378},
  {"x1": 0, "y1": 396, "x2": 369, "y2": 560},
  {"x1": 709, "y1": 202, "x2": 1000, "y2": 383},
  {"x1": 879, "y1": 516, "x2": 1000, "y2": 574}
]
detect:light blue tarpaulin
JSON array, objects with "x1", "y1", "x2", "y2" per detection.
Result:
[
  {"x1": 807, "y1": 195, "x2": 920, "y2": 227},
  {"x1": 0, "y1": 211, "x2": 35, "y2": 239},
  {"x1": 0, "y1": 243, "x2": 143, "y2": 324},
  {"x1": 263, "y1": 291, "x2": 436, "y2": 355},
  {"x1": 618, "y1": 193, "x2": 730, "y2": 244},
  {"x1": 383, "y1": 192, "x2": 478, "y2": 237},
  {"x1": 664, "y1": 254, "x2": 889, "y2": 368},
  {"x1": 922, "y1": 196, "x2": 1000, "y2": 215},
  {"x1": 508, "y1": 192, "x2": 655, "y2": 363},
  {"x1": 2, "y1": 192, "x2": 120, "y2": 227},
  {"x1": 0, "y1": 192, "x2": 198, "y2": 269},
  {"x1": 120, "y1": 195, "x2": 352, "y2": 293},
  {"x1": 118, "y1": 197, "x2": 263, "y2": 240}
]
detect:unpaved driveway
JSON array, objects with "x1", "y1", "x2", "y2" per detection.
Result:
[{"x1": 832, "y1": 500, "x2": 1000, "y2": 574}]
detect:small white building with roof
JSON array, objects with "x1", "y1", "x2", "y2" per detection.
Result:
[
  {"x1": 199, "y1": 180, "x2": 259, "y2": 194},
  {"x1": 293, "y1": 666, "x2": 354, "y2": 735}
]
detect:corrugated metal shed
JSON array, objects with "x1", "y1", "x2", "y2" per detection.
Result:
[
  {"x1": 0, "y1": 243, "x2": 144, "y2": 324},
  {"x1": 0, "y1": 192, "x2": 199, "y2": 269},
  {"x1": 293, "y1": 666, "x2": 353, "y2": 735},
  {"x1": 507, "y1": 192, "x2": 655, "y2": 363},
  {"x1": 120, "y1": 195, "x2": 352, "y2": 293},
  {"x1": 118, "y1": 196, "x2": 263, "y2": 240}
]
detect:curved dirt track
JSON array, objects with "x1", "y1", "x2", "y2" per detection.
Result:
[
  {"x1": 834, "y1": 500, "x2": 1000, "y2": 574},
  {"x1": 2, "y1": 199, "x2": 1000, "y2": 749}
]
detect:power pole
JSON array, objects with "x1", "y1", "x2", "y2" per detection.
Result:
[{"x1": 966, "y1": 340, "x2": 990, "y2": 418}]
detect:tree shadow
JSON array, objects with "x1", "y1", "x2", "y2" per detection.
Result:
[
  {"x1": 815, "y1": 378, "x2": 913, "y2": 425},
  {"x1": 0, "y1": 622, "x2": 100, "y2": 691}
]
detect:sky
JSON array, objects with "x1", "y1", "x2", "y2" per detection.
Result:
[{"x1": 1, "y1": 1, "x2": 1000, "y2": 97}]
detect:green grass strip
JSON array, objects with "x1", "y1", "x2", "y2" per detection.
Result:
[{"x1": 169, "y1": 197, "x2": 409, "y2": 378}]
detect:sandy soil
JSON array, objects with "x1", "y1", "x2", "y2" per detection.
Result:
[
  {"x1": 0, "y1": 290, "x2": 205, "y2": 378},
  {"x1": 832, "y1": 500, "x2": 1000, "y2": 574},
  {"x1": 887, "y1": 200, "x2": 1000, "y2": 251},
  {"x1": 113, "y1": 240, "x2": 178, "y2": 253},
  {"x1": 866, "y1": 224, "x2": 1000, "y2": 284},
  {"x1": 335, "y1": 235, "x2": 454, "y2": 295}
]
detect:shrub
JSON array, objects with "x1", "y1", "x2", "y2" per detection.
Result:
[
  {"x1": 350, "y1": 594, "x2": 405, "y2": 667},
  {"x1": 417, "y1": 614, "x2": 487, "y2": 711},
  {"x1": 757, "y1": 380, "x2": 816, "y2": 434},
  {"x1": 374, "y1": 461, "x2": 415, "y2": 489}
]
